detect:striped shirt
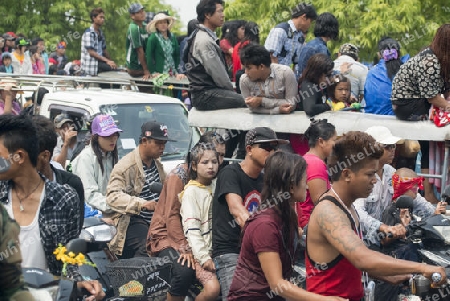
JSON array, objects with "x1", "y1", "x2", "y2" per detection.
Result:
[{"x1": 139, "y1": 161, "x2": 161, "y2": 224}]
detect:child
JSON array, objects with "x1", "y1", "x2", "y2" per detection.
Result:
[
  {"x1": 326, "y1": 75, "x2": 351, "y2": 111},
  {"x1": 180, "y1": 142, "x2": 220, "y2": 301},
  {"x1": 0, "y1": 53, "x2": 13, "y2": 73},
  {"x1": 380, "y1": 168, "x2": 446, "y2": 248}
]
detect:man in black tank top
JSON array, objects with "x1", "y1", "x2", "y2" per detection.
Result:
[{"x1": 306, "y1": 131, "x2": 446, "y2": 300}]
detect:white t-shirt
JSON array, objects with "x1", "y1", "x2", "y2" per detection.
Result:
[{"x1": 5, "y1": 187, "x2": 48, "y2": 271}]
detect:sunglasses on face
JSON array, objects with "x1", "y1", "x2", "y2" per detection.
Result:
[
  {"x1": 254, "y1": 142, "x2": 278, "y2": 152},
  {"x1": 383, "y1": 144, "x2": 396, "y2": 150}
]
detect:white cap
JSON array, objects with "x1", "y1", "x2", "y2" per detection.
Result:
[{"x1": 365, "y1": 126, "x2": 403, "y2": 144}]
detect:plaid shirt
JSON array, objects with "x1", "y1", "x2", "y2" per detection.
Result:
[
  {"x1": 264, "y1": 20, "x2": 305, "y2": 67},
  {"x1": 0, "y1": 176, "x2": 82, "y2": 279},
  {"x1": 81, "y1": 25, "x2": 106, "y2": 76}
]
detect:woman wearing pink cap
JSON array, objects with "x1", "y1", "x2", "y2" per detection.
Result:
[{"x1": 72, "y1": 114, "x2": 122, "y2": 215}]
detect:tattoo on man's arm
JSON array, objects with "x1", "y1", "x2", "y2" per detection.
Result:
[{"x1": 316, "y1": 203, "x2": 364, "y2": 253}]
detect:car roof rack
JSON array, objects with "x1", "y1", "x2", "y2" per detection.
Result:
[{"x1": 0, "y1": 73, "x2": 139, "y2": 92}]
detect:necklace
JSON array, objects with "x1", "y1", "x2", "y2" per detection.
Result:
[
  {"x1": 329, "y1": 186, "x2": 362, "y2": 238},
  {"x1": 14, "y1": 180, "x2": 42, "y2": 212}
]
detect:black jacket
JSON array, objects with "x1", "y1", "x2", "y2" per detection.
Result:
[{"x1": 298, "y1": 80, "x2": 330, "y2": 116}]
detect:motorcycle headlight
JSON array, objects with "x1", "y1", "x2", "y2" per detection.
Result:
[{"x1": 80, "y1": 224, "x2": 117, "y2": 243}]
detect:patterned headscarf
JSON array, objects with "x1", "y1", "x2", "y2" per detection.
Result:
[{"x1": 392, "y1": 173, "x2": 424, "y2": 200}]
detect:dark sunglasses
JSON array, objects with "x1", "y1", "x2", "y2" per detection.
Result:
[
  {"x1": 255, "y1": 142, "x2": 278, "y2": 152},
  {"x1": 383, "y1": 144, "x2": 396, "y2": 150}
]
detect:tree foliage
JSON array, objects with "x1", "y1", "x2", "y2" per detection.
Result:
[
  {"x1": 225, "y1": 0, "x2": 449, "y2": 62},
  {"x1": 0, "y1": 0, "x2": 181, "y2": 65}
]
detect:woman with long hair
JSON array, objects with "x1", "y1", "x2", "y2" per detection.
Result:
[
  {"x1": 220, "y1": 20, "x2": 247, "y2": 78},
  {"x1": 180, "y1": 142, "x2": 221, "y2": 301},
  {"x1": 298, "y1": 53, "x2": 334, "y2": 116},
  {"x1": 296, "y1": 119, "x2": 336, "y2": 228},
  {"x1": 148, "y1": 131, "x2": 226, "y2": 301},
  {"x1": 232, "y1": 21, "x2": 260, "y2": 82},
  {"x1": 72, "y1": 114, "x2": 122, "y2": 214},
  {"x1": 228, "y1": 152, "x2": 346, "y2": 301},
  {"x1": 364, "y1": 37, "x2": 407, "y2": 115},
  {"x1": 146, "y1": 12, "x2": 184, "y2": 79}
]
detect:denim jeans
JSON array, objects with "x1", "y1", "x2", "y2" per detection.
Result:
[
  {"x1": 213, "y1": 253, "x2": 239, "y2": 301},
  {"x1": 192, "y1": 88, "x2": 246, "y2": 111}
]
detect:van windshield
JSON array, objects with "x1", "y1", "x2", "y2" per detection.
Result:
[{"x1": 99, "y1": 103, "x2": 195, "y2": 161}]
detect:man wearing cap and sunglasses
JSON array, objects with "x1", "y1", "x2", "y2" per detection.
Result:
[
  {"x1": 106, "y1": 121, "x2": 174, "y2": 258},
  {"x1": 212, "y1": 127, "x2": 289, "y2": 300}
]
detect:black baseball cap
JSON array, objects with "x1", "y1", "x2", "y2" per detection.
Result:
[
  {"x1": 245, "y1": 127, "x2": 289, "y2": 146},
  {"x1": 141, "y1": 121, "x2": 176, "y2": 141}
]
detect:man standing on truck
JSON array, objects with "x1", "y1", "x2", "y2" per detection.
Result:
[
  {"x1": 126, "y1": 3, "x2": 151, "y2": 80},
  {"x1": 264, "y1": 3, "x2": 317, "y2": 74},
  {"x1": 184, "y1": 0, "x2": 246, "y2": 110},
  {"x1": 81, "y1": 7, "x2": 117, "y2": 76}
]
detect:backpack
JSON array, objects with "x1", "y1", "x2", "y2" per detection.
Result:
[{"x1": 274, "y1": 22, "x2": 305, "y2": 58}]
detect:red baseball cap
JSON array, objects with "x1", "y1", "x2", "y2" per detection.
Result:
[{"x1": 6, "y1": 32, "x2": 16, "y2": 38}]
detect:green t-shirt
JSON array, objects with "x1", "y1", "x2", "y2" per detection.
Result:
[{"x1": 126, "y1": 21, "x2": 149, "y2": 70}]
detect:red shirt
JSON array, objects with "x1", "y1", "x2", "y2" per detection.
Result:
[
  {"x1": 296, "y1": 153, "x2": 330, "y2": 228},
  {"x1": 228, "y1": 208, "x2": 294, "y2": 301},
  {"x1": 232, "y1": 41, "x2": 250, "y2": 81},
  {"x1": 306, "y1": 196, "x2": 364, "y2": 301},
  {"x1": 290, "y1": 134, "x2": 309, "y2": 156}
]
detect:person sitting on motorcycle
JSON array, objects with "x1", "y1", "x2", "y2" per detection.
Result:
[
  {"x1": 379, "y1": 168, "x2": 446, "y2": 252},
  {"x1": 32, "y1": 115, "x2": 85, "y2": 231},
  {"x1": 354, "y1": 126, "x2": 404, "y2": 248},
  {"x1": 228, "y1": 151, "x2": 347, "y2": 301},
  {"x1": 106, "y1": 121, "x2": 171, "y2": 258},
  {"x1": 373, "y1": 168, "x2": 446, "y2": 301},
  {"x1": 306, "y1": 131, "x2": 447, "y2": 300},
  {"x1": 148, "y1": 131, "x2": 226, "y2": 301},
  {"x1": 180, "y1": 142, "x2": 221, "y2": 300},
  {"x1": 72, "y1": 114, "x2": 122, "y2": 215},
  {"x1": 0, "y1": 115, "x2": 105, "y2": 301}
]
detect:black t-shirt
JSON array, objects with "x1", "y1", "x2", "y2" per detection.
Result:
[{"x1": 212, "y1": 163, "x2": 263, "y2": 257}]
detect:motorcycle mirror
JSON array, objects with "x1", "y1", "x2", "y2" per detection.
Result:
[
  {"x1": 22, "y1": 268, "x2": 58, "y2": 288},
  {"x1": 149, "y1": 182, "x2": 163, "y2": 194},
  {"x1": 395, "y1": 195, "x2": 414, "y2": 211},
  {"x1": 66, "y1": 238, "x2": 89, "y2": 254}
]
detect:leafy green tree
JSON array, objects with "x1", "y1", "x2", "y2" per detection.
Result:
[
  {"x1": 0, "y1": 0, "x2": 180, "y2": 65},
  {"x1": 225, "y1": 0, "x2": 448, "y2": 62}
]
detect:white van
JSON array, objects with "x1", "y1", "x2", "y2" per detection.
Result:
[{"x1": 39, "y1": 88, "x2": 200, "y2": 172}]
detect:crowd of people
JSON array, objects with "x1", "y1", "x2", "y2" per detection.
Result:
[{"x1": 2, "y1": 0, "x2": 450, "y2": 300}]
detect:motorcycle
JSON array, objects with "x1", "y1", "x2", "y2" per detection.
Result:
[
  {"x1": 65, "y1": 182, "x2": 201, "y2": 301},
  {"x1": 23, "y1": 268, "x2": 78, "y2": 301},
  {"x1": 378, "y1": 194, "x2": 450, "y2": 300}
]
